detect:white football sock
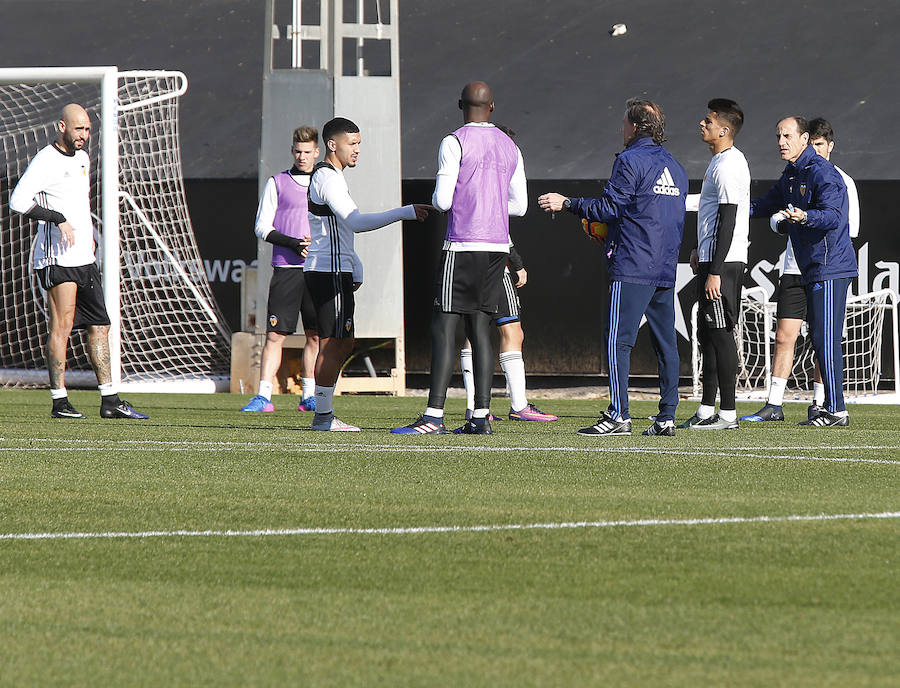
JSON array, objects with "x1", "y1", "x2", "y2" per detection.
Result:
[
  {"x1": 499, "y1": 350, "x2": 527, "y2": 413},
  {"x1": 258, "y1": 380, "x2": 274, "y2": 401},
  {"x1": 98, "y1": 381, "x2": 118, "y2": 398},
  {"x1": 315, "y1": 385, "x2": 334, "y2": 414},
  {"x1": 472, "y1": 408, "x2": 489, "y2": 419},
  {"x1": 718, "y1": 408, "x2": 737, "y2": 422},
  {"x1": 301, "y1": 377, "x2": 315, "y2": 400},
  {"x1": 697, "y1": 404, "x2": 716, "y2": 420},
  {"x1": 425, "y1": 407, "x2": 444, "y2": 419},
  {"x1": 813, "y1": 382, "x2": 825, "y2": 406},
  {"x1": 768, "y1": 376, "x2": 787, "y2": 406},
  {"x1": 50, "y1": 387, "x2": 68, "y2": 400},
  {"x1": 459, "y1": 348, "x2": 475, "y2": 413}
]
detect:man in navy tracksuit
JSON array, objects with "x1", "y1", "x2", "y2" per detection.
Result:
[
  {"x1": 539, "y1": 99, "x2": 688, "y2": 436},
  {"x1": 751, "y1": 116, "x2": 857, "y2": 426}
]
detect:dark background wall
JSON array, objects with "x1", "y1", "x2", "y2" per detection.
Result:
[
  {"x1": 2, "y1": 0, "x2": 898, "y2": 379},
  {"x1": 2, "y1": 0, "x2": 897, "y2": 180}
]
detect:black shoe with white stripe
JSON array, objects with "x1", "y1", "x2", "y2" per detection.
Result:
[
  {"x1": 798, "y1": 410, "x2": 849, "y2": 427},
  {"x1": 577, "y1": 412, "x2": 632, "y2": 436},
  {"x1": 390, "y1": 415, "x2": 448, "y2": 435},
  {"x1": 642, "y1": 420, "x2": 675, "y2": 436},
  {"x1": 51, "y1": 399, "x2": 84, "y2": 419}
]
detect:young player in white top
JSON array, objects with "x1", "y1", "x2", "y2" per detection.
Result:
[
  {"x1": 741, "y1": 117, "x2": 860, "y2": 422},
  {"x1": 9, "y1": 104, "x2": 147, "y2": 420},
  {"x1": 683, "y1": 99, "x2": 750, "y2": 430},
  {"x1": 304, "y1": 117, "x2": 431, "y2": 431}
]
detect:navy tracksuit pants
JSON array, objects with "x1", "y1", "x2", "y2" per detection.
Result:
[
  {"x1": 606, "y1": 281, "x2": 680, "y2": 422},
  {"x1": 806, "y1": 277, "x2": 851, "y2": 413}
]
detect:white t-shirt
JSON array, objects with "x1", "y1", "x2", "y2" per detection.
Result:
[
  {"x1": 696, "y1": 146, "x2": 751, "y2": 265},
  {"x1": 782, "y1": 164, "x2": 859, "y2": 275},
  {"x1": 10, "y1": 144, "x2": 96, "y2": 268},
  {"x1": 304, "y1": 164, "x2": 417, "y2": 283}
]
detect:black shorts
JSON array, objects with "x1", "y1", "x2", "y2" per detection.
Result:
[
  {"x1": 37, "y1": 263, "x2": 111, "y2": 330},
  {"x1": 494, "y1": 268, "x2": 521, "y2": 325},
  {"x1": 696, "y1": 262, "x2": 744, "y2": 331},
  {"x1": 775, "y1": 273, "x2": 807, "y2": 320},
  {"x1": 433, "y1": 250, "x2": 507, "y2": 315},
  {"x1": 305, "y1": 271, "x2": 355, "y2": 339},
  {"x1": 266, "y1": 267, "x2": 318, "y2": 333}
]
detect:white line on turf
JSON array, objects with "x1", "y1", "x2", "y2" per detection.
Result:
[
  {"x1": 1, "y1": 511, "x2": 898, "y2": 541},
  {"x1": 2, "y1": 442, "x2": 898, "y2": 464}
]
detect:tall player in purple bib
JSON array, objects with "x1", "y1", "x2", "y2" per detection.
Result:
[
  {"x1": 241, "y1": 125, "x2": 321, "y2": 414},
  {"x1": 392, "y1": 81, "x2": 527, "y2": 435}
]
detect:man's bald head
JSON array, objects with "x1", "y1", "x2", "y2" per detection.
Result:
[
  {"x1": 57, "y1": 103, "x2": 91, "y2": 153},
  {"x1": 458, "y1": 81, "x2": 494, "y2": 123}
]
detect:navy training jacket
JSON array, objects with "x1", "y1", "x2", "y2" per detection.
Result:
[
  {"x1": 750, "y1": 145, "x2": 857, "y2": 284},
  {"x1": 569, "y1": 137, "x2": 688, "y2": 288}
]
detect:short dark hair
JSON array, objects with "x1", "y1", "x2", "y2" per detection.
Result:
[
  {"x1": 784, "y1": 116, "x2": 809, "y2": 135},
  {"x1": 707, "y1": 98, "x2": 744, "y2": 136},
  {"x1": 808, "y1": 117, "x2": 834, "y2": 142},
  {"x1": 322, "y1": 117, "x2": 359, "y2": 145},
  {"x1": 292, "y1": 125, "x2": 318, "y2": 144},
  {"x1": 626, "y1": 98, "x2": 666, "y2": 144}
]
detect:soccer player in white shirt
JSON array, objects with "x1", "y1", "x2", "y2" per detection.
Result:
[
  {"x1": 9, "y1": 104, "x2": 147, "y2": 420},
  {"x1": 741, "y1": 117, "x2": 860, "y2": 422},
  {"x1": 682, "y1": 99, "x2": 750, "y2": 430},
  {"x1": 304, "y1": 117, "x2": 431, "y2": 431}
]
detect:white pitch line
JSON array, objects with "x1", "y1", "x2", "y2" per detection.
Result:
[
  {"x1": 1, "y1": 511, "x2": 898, "y2": 542},
  {"x1": 1, "y1": 442, "x2": 899, "y2": 465},
  {"x1": 6, "y1": 438, "x2": 900, "y2": 452}
]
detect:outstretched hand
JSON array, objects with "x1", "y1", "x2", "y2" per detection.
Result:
[
  {"x1": 412, "y1": 204, "x2": 437, "y2": 221},
  {"x1": 537, "y1": 193, "x2": 568, "y2": 213}
]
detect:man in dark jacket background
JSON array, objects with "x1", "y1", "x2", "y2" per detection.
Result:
[
  {"x1": 750, "y1": 116, "x2": 857, "y2": 426},
  {"x1": 539, "y1": 98, "x2": 688, "y2": 436}
]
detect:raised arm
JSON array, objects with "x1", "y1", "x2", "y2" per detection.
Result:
[{"x1": 320, "y1": 172, "x2": 418, "y2": 233}]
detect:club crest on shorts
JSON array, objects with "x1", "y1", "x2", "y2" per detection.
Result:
[
  {"x1": 345, "y1": 319, "x2": 352, "y2": 333},
  {"x1": 269, "y1": 315, "x2": 278, "y2": 327}
]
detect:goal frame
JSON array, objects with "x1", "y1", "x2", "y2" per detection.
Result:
[
  {"x1": 691, "y1": 287, "x2": 900, "y2": 401},
  {"x1": 0, "y1": 66, "x2": 231, "y2": 392},
  {"x1": 0, "y1": 67, "x2": 123, "y2": 382}
]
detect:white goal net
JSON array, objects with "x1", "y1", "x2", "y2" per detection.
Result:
[
  {"x1": 0, "y1": 68, "x2": 230, "y2": 391},
  {"x1": 692, "y1": 287, "x2": 900, "y2": 401}
]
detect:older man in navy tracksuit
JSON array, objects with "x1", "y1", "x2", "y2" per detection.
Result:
[
  {"x1": 539, "y1": 98, "x2": 688, "y2": 436},
  {"x1": 751, "y1": 116, "x2": 857, "y2": 426}
]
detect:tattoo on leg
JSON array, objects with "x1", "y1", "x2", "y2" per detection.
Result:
[
  {"x1": 47, "y1": 347, "x2": 66, "y2": 389},
  {"x1": 87, "y1": 327, "x2": 112, "y2": 385}
]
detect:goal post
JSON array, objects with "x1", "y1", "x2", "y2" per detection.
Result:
[
  {"x1": 691, "y1": 287, "x2": 900, "y2": 401},
  {"x1": 0, "y1": 66, "x2": 231, "y2": 392}
]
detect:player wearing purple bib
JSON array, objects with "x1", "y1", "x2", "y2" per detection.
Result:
[
  {"x1": 392, "y1": 82, "x2": 527, "y2": 435},
  {"x1": 241, "y1": 125, "x2": 321, "y2": 414}
]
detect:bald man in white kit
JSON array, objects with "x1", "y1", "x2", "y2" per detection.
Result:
[{"x1": 11, "y1": 104, "x2": 148, "y2": 419}]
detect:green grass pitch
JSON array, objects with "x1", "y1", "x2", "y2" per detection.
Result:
[{"x1": 1, "y1": 389, "x2": 897, "y2": 686}]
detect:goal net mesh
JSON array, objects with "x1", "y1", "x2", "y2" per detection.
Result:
[
  {"x1": 0, "y1": 72, "x2": 231, "y2": 387},
  {"x1": 693, "y1": 289, "x2": 893, "y2": 399}
]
